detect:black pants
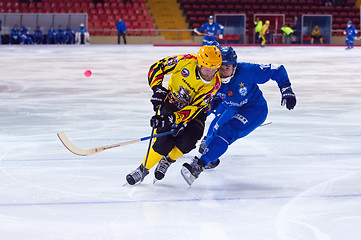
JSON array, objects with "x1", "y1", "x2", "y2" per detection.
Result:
[
  {"x1": 152, "y1": 102, "x2": 207, "y2": 156},
  {"x1": 118, "y1": 32, "x2": 127, "y2": 44}
]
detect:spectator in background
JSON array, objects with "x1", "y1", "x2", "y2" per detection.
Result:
[
  {"x1": 194, "y1": 15, "x2": 224, "y2": 45},
  {"x1": 281, "y1": 25, "x2": 294, "y2": 44},
  {"x1": 311, "y1": 25, "x2": 323, "y2": 44},
  {"x1": 20, "y1": 26, "x2": 33, "y2": 44},
  {"x1": 47, "y1": 26, "x2": 58, "y2": 44},
  {"x1": 75, "y1": 23, "x2": 90, "y2": 44},
  {"x1": 56, "y1": 25, "x2": 64, "y2": 44},
  {"x1": 116, "y1": 18, "x2": 127, "y2": 44},
  {"x1": 10, "y1": 25, "x2": 21, "y2": 44},
  {"x1": 63, "y1": 26, "x2": 75, "y2": 44},
  {"x1": 33, "y1": 26, "x2": 44, "y2": 44},
  {"x1": 254, "y1": 17, "x2": 263, "y2": 44},
  {"x1": 292, "y1": 16, "x2": 301, "y2": 44},
  {"x1": 260, "y1": 20, "x2": 270, "y2": 47}
]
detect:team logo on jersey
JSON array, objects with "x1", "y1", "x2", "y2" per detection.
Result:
[
  {"x1": 239, "y1": 83, "x2": 247, "y2": 96},
  {"x1": 167, "y1": 57, "x2": 178, "y2": 66},
  {"x1": 181, "y1": 68, "x2": 190, "y2": 77},
  {"x1": 227, "y1": 90, "x2": 234, "y2": 97}
]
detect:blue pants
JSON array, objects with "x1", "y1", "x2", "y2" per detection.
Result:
[
  {"x1": 346, "y1": 36, "x2": 355, "y2": 48},
  {"x1": 202, "y1": 35, "x2": 217, "y2": 45},
  {"x1": 201, "y1": 100, "x2": 268, "y2": 166}
]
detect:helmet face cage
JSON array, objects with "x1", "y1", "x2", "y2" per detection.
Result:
[
  {"x1": 197, "y1": 45, "x2": 222, "y2": 69},
  {"x1": 220, "y1": 46, "x2": 237, "y2": 67}
]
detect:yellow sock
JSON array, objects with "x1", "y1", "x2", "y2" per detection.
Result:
[
  {"x1": 168, "y1": 146, "x2": 184, "y2": 160},
  {"x1": 142, "y1": 148, "x2": 163, "y2": 169}
]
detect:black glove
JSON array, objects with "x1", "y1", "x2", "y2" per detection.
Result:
[
  {"x1": 280, "y1": 86, "x2": 296, "y2": 110},
  {"x1": 150, "y1": 114, "x2": 175, "y2": 128},
  {"x1": 150, "y1": 85, "x2": 169, "y2": 112},
  {"x1": 171, "y1": 122, "x2": 186, "y2": 137}
]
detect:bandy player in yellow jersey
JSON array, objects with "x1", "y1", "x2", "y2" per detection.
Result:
[{"x1": 126, "y1": 45, "x2": 222, "y2": 185}]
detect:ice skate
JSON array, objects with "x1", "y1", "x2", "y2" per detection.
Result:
[
  {"x1": 126, "y1": 164, "x2": 149, "y2": 185},
  {"x1": 154, "y1": 156, "x2": 175, "y2": 181},
  {"x1": 204, "y1": 159, "x2": 220, "y2": 169},
  {"x1": 181, "y1": 157, "x2": 204, "y2": 186}
]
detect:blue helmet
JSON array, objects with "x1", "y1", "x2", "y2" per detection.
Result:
[
  {"x1": 210, "y1": 40, "x2": 221, "y2": 49},
  {"x1": 220, "y1": 46, "x2": 237, "y2": 67},
  {"x1": 347, "y1": 20, "x2": 352, "y2": 25}
]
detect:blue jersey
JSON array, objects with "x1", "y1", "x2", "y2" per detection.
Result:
[
  {"x1": 116, "y1": 21, "x2": 127, "y2": 33},
  {"x1": 213, "y1": 62, "x2": 291, "y2": 113},
  {"x1": 10, "y1": 28, "x2": 20, "y2": 39},
  {"x1": 77, "y1": 28, "x2": 87, "y2": 35},
  {"x1": 201, "y1": 62, "x2": 292, "y2": 165},
  {"x1": 197, "y1": 22, "x2": 224, "y2": 45},
  {"x1": 197, "y1": 22, "x2": 224, "y2": 36},
  {"x1": 344, "y1": 26, "x2": 357, "y2": 38},
  {"x1": 34, "y1": 30, "x2": 43, "y2": 38}
]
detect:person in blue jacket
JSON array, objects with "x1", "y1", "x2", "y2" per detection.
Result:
[
  {"x1": 194, "y1": 15, "x2": 224, "y2": 45},
  {"x1": 63, "y1": 26, "x2": 75, "y2": 44},
  {"x1": 56, "y1": 25, "x2": 64, "y2": 44},
  {"x1": 343, "y1": 20, "x2": 358, "y2": 50},
  {"x1": 75, "y1": 23, "x2": 90, "y2": 44},
  {"x1": 33, "y1": 26, "x2": 44, "y2": 44},
  {"x1": 116, "y1": 18, "x2": 127, "y2": 44},
  {"x1": 20, "y1": 26, "x2": 33, "y2": 44},
  {"x1": 10, "y1": 25, "x2": 21, "y2": 44},
  {"x1": 47, "y1": 26, "x2": 58, "y2": 44},
  {"x1": 181, "y1": 46, "x2": 297, "y2": 185}
]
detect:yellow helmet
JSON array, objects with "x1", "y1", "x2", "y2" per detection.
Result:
[
  {"x1": 197, "y1": 45, "x2": 222, "y2": 69},
  {"x1": 265, "y1": 20, "x2": 270, "y2": 25}
]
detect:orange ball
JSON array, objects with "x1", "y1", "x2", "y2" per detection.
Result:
[{"x1": 84, "y1": 69, "x2": 92, "y2": 77}]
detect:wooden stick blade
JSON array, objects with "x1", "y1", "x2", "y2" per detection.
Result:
[
  {"x1": 57, "y1": 132, "x2": 142, "y2": 156},
  {"x1": 57, "y1": 132, "x2": 95, "y2": 156}
]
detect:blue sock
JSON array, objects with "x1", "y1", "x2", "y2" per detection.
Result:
[{"x1": 201, "y1": 135, "x2": 229, "y2": 166}]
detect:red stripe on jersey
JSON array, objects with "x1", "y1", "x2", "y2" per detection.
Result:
[
  {"x1": 178, "y1": 110, "x2": 191, "y2": 122},
  {"x1": 150, "y1": 74, "x2": 164, "y2": 87},
  {"x1": 148, "y1": 68, "x2": 155, "y2": 78},
  {"x1": 213, "y1": 75, "x2": 221, "y2": 92}
]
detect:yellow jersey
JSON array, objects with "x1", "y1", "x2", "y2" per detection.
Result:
[
  {"x1": 260, "y1": 24, "x2": 269, "y2": 36},
  {"x1": 312, "y1": 29, "x2": 321, "y2": 37},
  {"x1": 148, "y1": 53, "x2": 221, "y2": 124}
]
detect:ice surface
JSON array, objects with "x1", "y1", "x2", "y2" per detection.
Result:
[{"x1": 1, "y1": 45, "x2": 361, "y2": 240}]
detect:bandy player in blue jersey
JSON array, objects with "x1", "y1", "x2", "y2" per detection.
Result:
[
  {"x1": 181, "y1": 46, "x2": 297, "y2": 185},
  {"x1": 344, "y1": 20, "x2": 358, "y2": 50},
  {"x1": 194, "y1": 15, "x2": 224, "y2": 45}
]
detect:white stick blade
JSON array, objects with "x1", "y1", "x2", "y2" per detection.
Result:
[{"x1": 57, "y1": 132, "x2": 92, "y2": 156}]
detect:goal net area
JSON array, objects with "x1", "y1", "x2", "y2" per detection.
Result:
[{"x1": 254, "y1": 14, "x2": 285, "y2": 44}]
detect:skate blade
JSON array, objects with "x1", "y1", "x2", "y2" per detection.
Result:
[{"x1": 180, "y1": 167, "x2": 195, "y2": 186}]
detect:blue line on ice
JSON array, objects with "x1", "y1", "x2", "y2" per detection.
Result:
[{"x1": 1, "y1": 193, "x2": 361, "y2": 207}]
